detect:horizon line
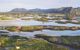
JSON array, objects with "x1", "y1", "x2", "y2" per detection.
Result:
[{"x1": 0, "y1": 6, "x2": 80, "y2": 12}]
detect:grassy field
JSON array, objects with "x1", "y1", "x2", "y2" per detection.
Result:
[
  {"x1": 35, "y1": 34, "x2": 80, "y2": 49},
  {"x1": 0, "y1": 35, "x2": 69, "y2": 50}
]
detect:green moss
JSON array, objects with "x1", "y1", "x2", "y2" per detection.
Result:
[
  {"x1": 0, "y1": 35, "x2": 70, "y2": 50},
  {"x1": 5, "y1": 26, "x2": 17, "y2": 32}
]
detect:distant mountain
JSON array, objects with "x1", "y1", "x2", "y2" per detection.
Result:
[
  {"x1": 10, "y1": 7, "x2": 72, "y2": 13},
  {"x1": 10, "y1": 8, "x2": 27, "y2": 12}
]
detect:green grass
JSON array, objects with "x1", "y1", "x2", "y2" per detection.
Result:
[{"x1": 0, "y1": 35, "x2": 69, "y2": 50}]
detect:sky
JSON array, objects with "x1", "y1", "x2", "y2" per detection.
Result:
[{"x1": 0, "y1": 0, "x2": 80, "y2": 12}]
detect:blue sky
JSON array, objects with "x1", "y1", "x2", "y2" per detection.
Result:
[{"x1": 0, "y1": 0, "x2": 80, "y2": 12}]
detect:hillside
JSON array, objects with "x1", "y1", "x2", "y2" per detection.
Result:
[{"x1": 10, "y1": 7, "x2": 72, "y2": 13}]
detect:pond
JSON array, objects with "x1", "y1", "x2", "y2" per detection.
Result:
[
  {"x1": 6, "y1": 30, "x2": 80, "y2": 38},
  {"x1": 0, "y1": 20, "x2": 80, "y2": 37}
]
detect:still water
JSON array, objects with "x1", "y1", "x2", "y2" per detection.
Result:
[
  {"x1": 7, "y1": 30, "x2": 80, "y2": 38},
  {"x1": 0, "y1": 20, "x2": 80, "y2": 37}
]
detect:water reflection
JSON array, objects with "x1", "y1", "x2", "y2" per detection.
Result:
[
  {"x1": 6, "y1": 30, "x2": 80, "y2": 38},
  {"x1": 0, "y1": 20, "x2": 80, "y2": 37}
]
